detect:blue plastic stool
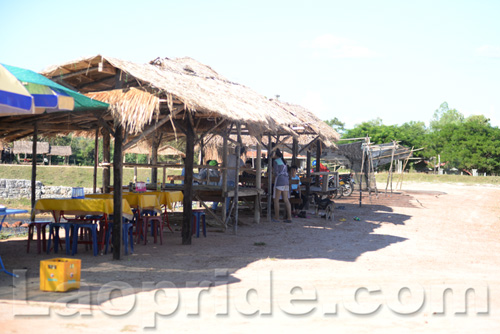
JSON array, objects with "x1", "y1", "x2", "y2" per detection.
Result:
[
  {"x1": 104, "y1": 222, "x2": 134, "y2": 255},
  {"x1": 47, "y1": 222, "x2": 73, "y2": 255},
  {"x1": 72, "y1": 223, "x2": 99, "y2": 256},
  {"x1": 191, "y1": 210, "x2": 206, "y2": 238}
]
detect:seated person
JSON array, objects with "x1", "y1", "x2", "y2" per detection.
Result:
[
  {"x1": 290, "y1": 165, "x2": 306, "y2": 215},
  {"x1": 241, "y1": 159, "x2": 256, "y2": 187}
]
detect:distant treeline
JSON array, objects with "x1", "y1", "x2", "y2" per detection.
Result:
[{"x1": 328, "y1": 102, "x2": 500, "y2": 175}]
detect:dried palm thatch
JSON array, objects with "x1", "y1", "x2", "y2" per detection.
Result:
[
  {"x1": 158, "y1": 145, "x2": 185, "y2": 157},
  {"x1": 123, "y1": 140, "x2": 151, "y2": 155},
  {"x1": 48, "y1": 146, "x2": 72, "y2": 156},
  {"x1": 124, "y1": 140, "x2": 186, "y2": 158},
  {"x1": 271, "y1": 100, "x2": 340, "y2": 146},
  {"x1": 42, "y1": 55, "x2": 305, "y2": 138},
  {"x1": 13, "y1": 141, "x2": 49, "y2": 154},
  {"x1": 85, "y1": 87, "x2": 160, "y2": 135}
]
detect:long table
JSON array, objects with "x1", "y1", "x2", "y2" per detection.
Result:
[{"x1": 35, "y1": 198, "x2": 133, "y2": 222}]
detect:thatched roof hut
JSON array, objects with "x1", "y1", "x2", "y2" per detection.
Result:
[
  {"x1": 48, "y1": 146, "x2": 72, "y2": 156},
  {"x1": 158, "y1": 145, "x2": 185, "y2": 157},
  {"x1": 13, "y1": 141, "x2": 49, "y2": 154},
  {"x1": 124, "y1": 141, "x2": 185, "y2": 157}
]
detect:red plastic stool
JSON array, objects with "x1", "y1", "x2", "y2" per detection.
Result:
[{"x1": 27, "y1": 221, "x2": 50, "y2": 254}]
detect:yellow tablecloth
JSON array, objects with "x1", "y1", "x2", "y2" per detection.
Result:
[
  {"x1": 147, "y1": 191, "x2": 183, "y2": 210},
  {"x1": 85, "y1": 193, "x2": 113, "y2": 199},
  {"x1": 121, "y1": 192, "x2": 161, "y2": 212},
  {"x1": 35, "y1": 198, "x2": 133, "y2": 221}
]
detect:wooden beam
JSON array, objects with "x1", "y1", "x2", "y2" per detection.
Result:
[
  {"x1": 122, "y1": 116, "x2": 171, "y2": 151},
  {"x1": 97, "y1": 116, "x2": 115, "y2": 137},
  {"x1": 255, "y1": 135, "x2": 262, "y2": 224},
  {"x1": 267, "y1": 134, "x2": 272, "y2": 222},
  {"x1": 233, "y1": 124, "x2": 241, "y2": 233},
  {"x1": 93, "y1": 128, "x2": 99, "y2": 193},
  {"x1": 102, "y1": 128, "x2": 111, "y2": 193},
  {"x1": 30, "y1": 123, "x2": 37, "y2": 221},
  {"x1": 182, "y1": 114, "x2": 195, "y2": 245},
  {"x1": 50, "y1": 65, "x2": 116, "y2": 82},
  {"x1": 112, "y1": 124, "x2": 124, "y2": 259},
  {"x1": 298, "y1": 135, "x2": 321, "y2": 154},
  {"x1": 221, "y1": 130, "x2": 228, "y2": 223},
  {"x1": 151, "y1": 132, "x2": 162, "y2": 184}
]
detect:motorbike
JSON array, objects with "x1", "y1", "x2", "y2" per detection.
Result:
[{"x1": 328, "y1": 173, "x2": 355, "y2": 198}]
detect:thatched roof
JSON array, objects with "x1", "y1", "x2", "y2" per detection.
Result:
[
  {"x1": 49, "y1": 145, "x2": 72, "y2": 156},
  {"x1": 0, "y1": 55, "x2": 340, "y2": 146},
  {"x1": 271, "y1": 100, "x2": 339, "y2": 146},
  {"x1": 13, "y1": 141, "x2": 49, "y2": 154},
  {"x1": 158, "y1": 145, "x2": 185, "y2": 157},
  {"x1": 42, "y1": 55, "x2": 302, "y2": 138},
  {"x1": 124, "y1": 141, "x2": 185, "y2": 157}
]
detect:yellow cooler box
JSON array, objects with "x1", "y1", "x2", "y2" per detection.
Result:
[{"x1": 40, "y1": 258, "x2": 81, "y2": 292}]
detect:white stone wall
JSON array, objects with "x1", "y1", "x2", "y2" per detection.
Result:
[{"x1": 0, "y1": 179, "x2": 97, "y2": 199}]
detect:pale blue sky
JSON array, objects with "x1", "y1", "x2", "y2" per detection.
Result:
[{"x1": 2, "y1": 0, "x2": 499, "y2": 129}]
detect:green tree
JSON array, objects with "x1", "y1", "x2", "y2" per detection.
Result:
[
  {"x1": 324, "y1": 117, "x2": 345, "y2": 134},
  {"x1": 430, "y1": 102, "x2": 464, "y2": 132}
]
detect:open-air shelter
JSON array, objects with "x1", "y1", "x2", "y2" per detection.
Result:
[{"x1": 1, "y1": 55, "x2": 339, "y2": 259}]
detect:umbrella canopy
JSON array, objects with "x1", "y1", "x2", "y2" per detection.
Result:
[
  {"x1": 0, "y1": 64, "x2": 34, "y2": 115},
  {"x1": 2, "y1": 63, "x2": 74, "y2": 114},
  {"x1": 2, "y1": 63, "x2": 108, "y2": 113}
]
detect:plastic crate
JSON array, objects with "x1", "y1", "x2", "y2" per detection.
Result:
[{"x1": 40, "y1": 258, "x2": 81, "y2": 292}]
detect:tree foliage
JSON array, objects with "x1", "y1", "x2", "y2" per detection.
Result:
[
  {"x1": 23, "y1": 102, "x2": 499, "y2": 175},
  {"x1": 338, "y1": 102, "x2": 500, "y2": 174}
]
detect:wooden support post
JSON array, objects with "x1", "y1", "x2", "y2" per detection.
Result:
[
  {"x1": 306, "y1": 150, "x2": 311, "y2": 210},
  {"x1": 254, "y1": 135, "x2": 262, "y2": 224},
  {"x1": 112, "y1": 124, "x2": 123, "y2": 260},
  {"x1": 151, "y1": 133, "x2": 161, "y2": 184},
  {"x1": 233, "y1": 124, "x2": 241, "y2": 233},
  {"x1": 199, "y1": 138, "x2": 204, "y2": 165},
  {"x1": 221, "y1": 132, "x2": 228, "y2": 224},
  {"x1": 267, "y1": 134, "x2": 273, "y2": 221},
  {"x1": 30, "y1": 123, "x2": 37, "y2": 221},
  {"x1": 315, "y1": 140, "x2": 321, "y2": 186},
  {"x1": 162, "y1": 167, "x2": 166, "y2": 188},
  {"x1": 182, "y1": 113, "x2": 195, "y2": 245},
  {"x1": 102, "y1": 129, "x2": 111, "y2": 193},
  {"x1": 292, "y1": 137, "x2": 298, "y2": 167},
  {"x1": 385, "y1": 142, "x2": 396, "y2": 194},
  {"x1": 93, "y1": 128, "x2": 99, "y2": 193},
  {"x1": 359, "y1": 144, "x2": 366, "y2": 207}
]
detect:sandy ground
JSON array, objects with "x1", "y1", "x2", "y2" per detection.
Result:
[{"x1": 0, "y1": 182, "x2": 499, "y2": 333}]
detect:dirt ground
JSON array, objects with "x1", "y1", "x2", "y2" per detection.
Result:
[{"x1": 0, "y1": 182, "x2": 499, "y2": 333}]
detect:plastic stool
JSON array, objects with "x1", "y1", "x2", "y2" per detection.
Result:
[
  {"x1": 27, "y1": 221, "x2": 50, "y2": 254},
  {"x1": 72, "y1": 223, "x2": 99, "y2": 256},
  {"x1": 47, "y1": 222, "x2": 73, "y2": 255},
  {"x1": 104, "y1": 222, "x2": 134, "y2": 255},
  {"x1": 138, "y1": 215, "x2": 164, "y2": 245},
  {"x1": 192, "y1": 210, "x2": 206, "y2": 238}
]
